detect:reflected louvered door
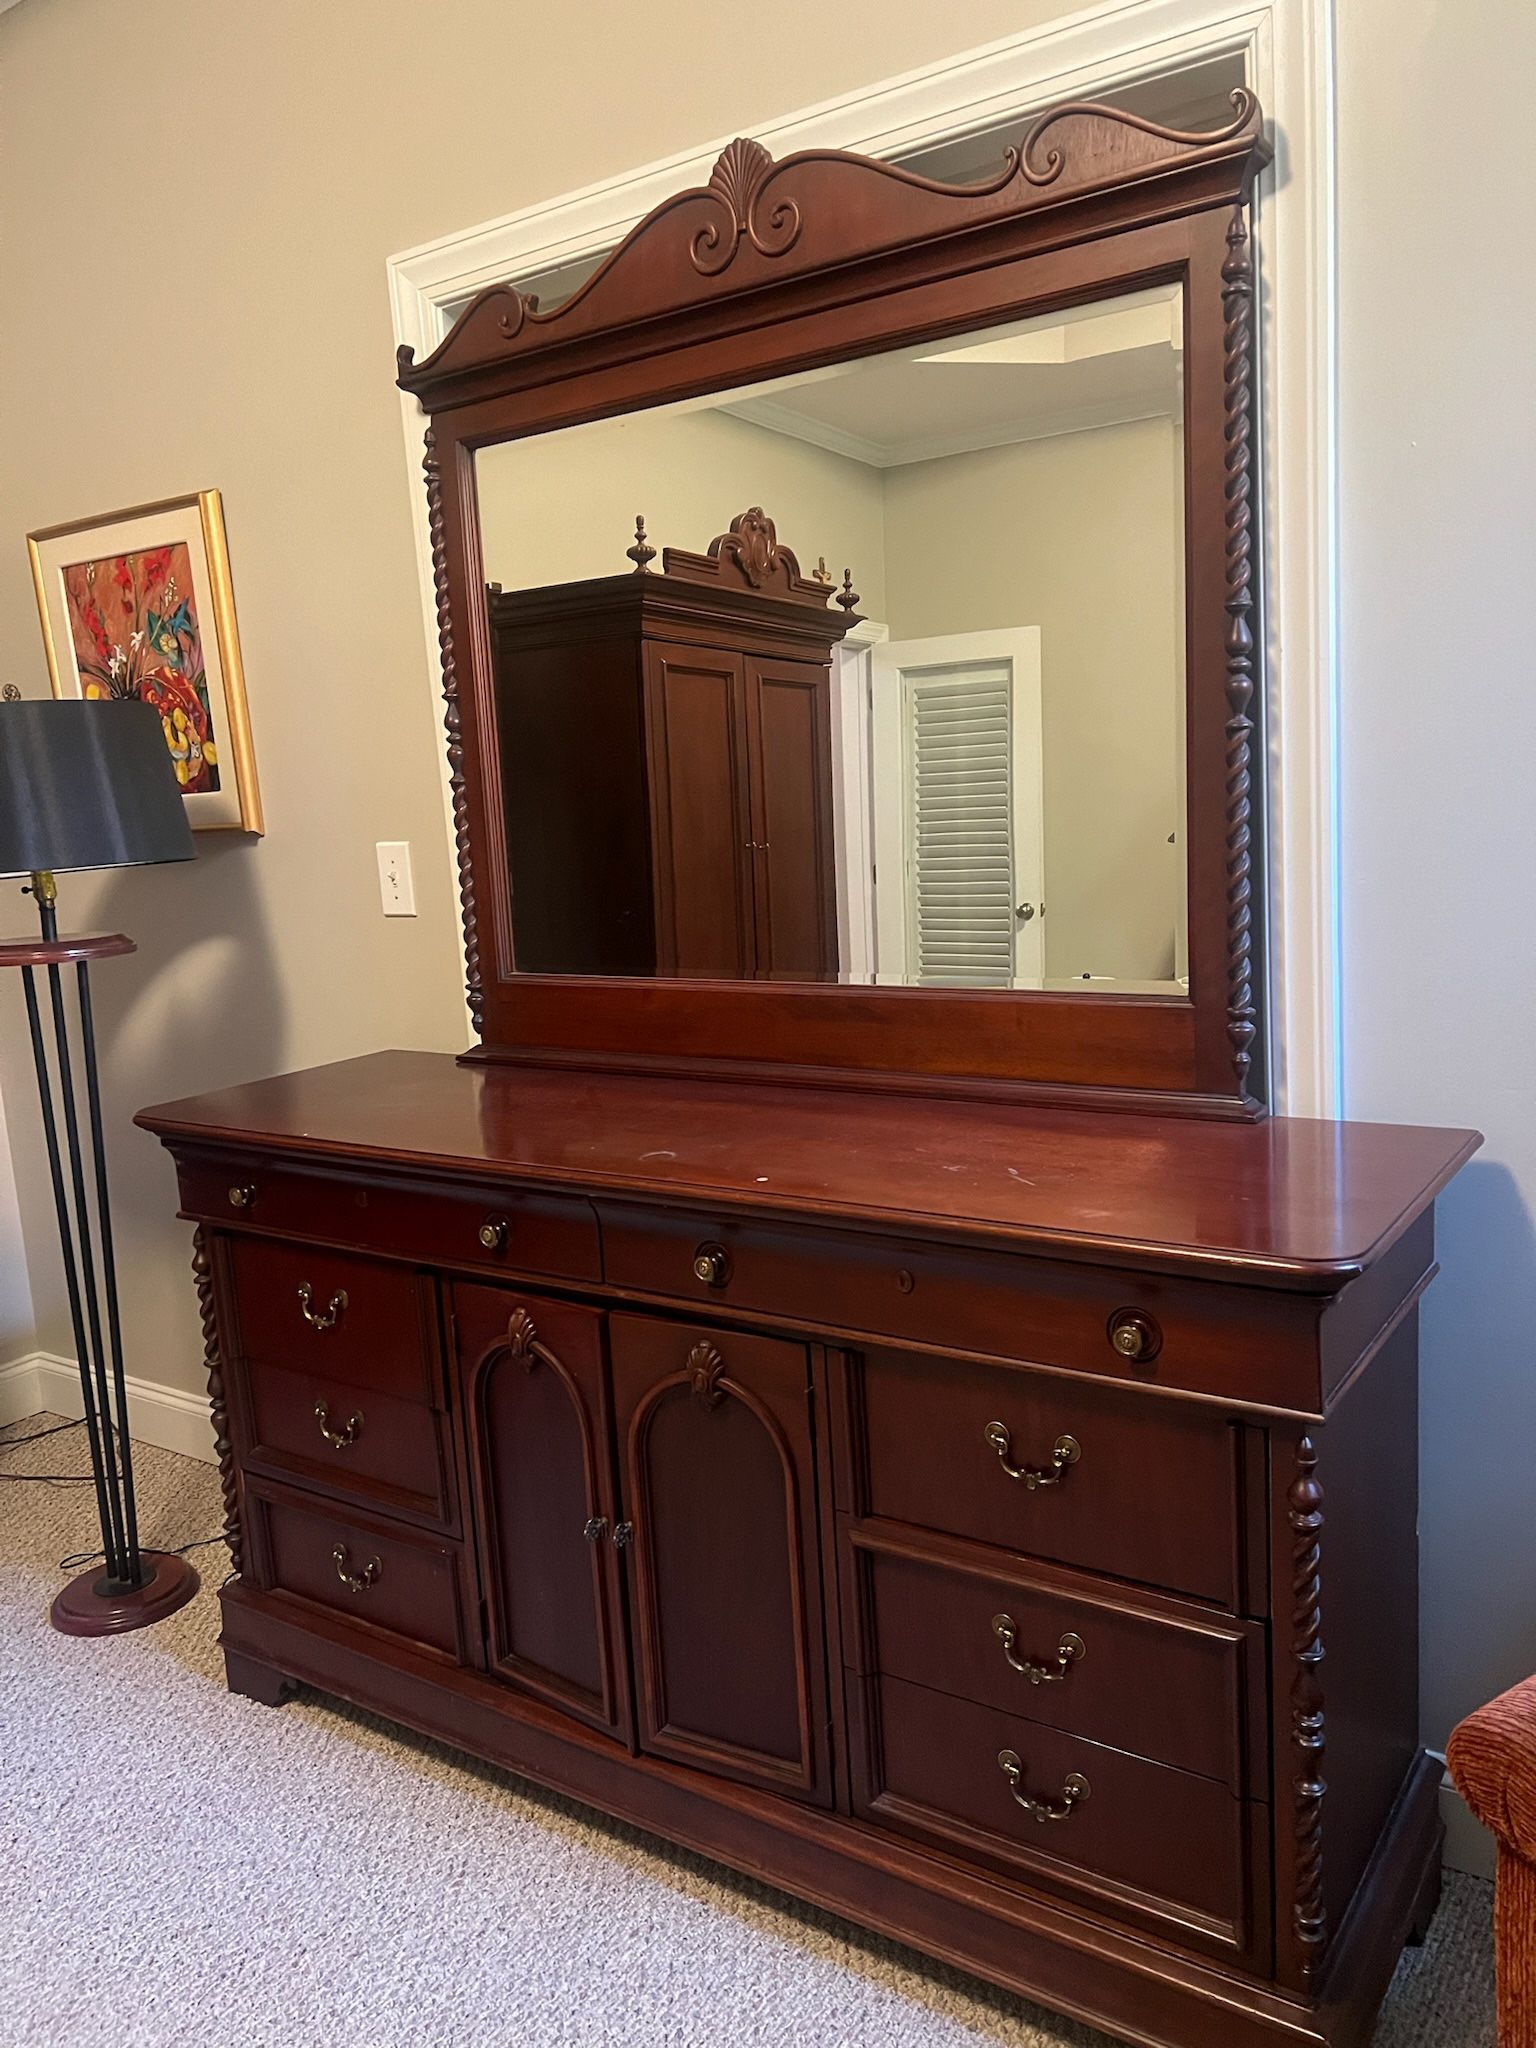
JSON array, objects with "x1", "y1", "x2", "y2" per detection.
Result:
[{"x1": 893, "y1": 639, "x2": 1044, "y2": 988}]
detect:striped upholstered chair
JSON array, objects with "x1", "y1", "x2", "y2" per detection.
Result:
[{"x1": 1448, "y1": 1676, "x2": 1536, "y2": 2046}]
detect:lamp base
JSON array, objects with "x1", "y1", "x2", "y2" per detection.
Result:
[{"x1": 50, "y1": 1550, "x2": 200, "y2": 1637}]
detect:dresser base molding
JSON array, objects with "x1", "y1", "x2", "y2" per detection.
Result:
[{"x1": 219, "y1": 1585, "x2": 1441, "y2": 2048}]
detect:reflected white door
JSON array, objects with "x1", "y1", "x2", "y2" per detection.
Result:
[{"x1": 870, "y1": 629, "x2": 1044, "y2": 988}]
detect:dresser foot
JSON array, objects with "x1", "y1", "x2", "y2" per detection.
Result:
[
  {"x1": 1404, "y1": 1856, "x2": 1442, "y2": 1947},
  {"x1": 225, "y1": 1648, "x2": 298, "y2": 1707}
]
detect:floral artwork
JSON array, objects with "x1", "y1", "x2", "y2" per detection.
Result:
[
  {"x1": 61, "y1": 542, "x2": 221, "y2": 793},
  {"x1": 31, "y1": 489, "x2": 262, "y2": 832}
]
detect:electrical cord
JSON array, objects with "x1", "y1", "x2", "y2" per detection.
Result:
[
  {"x1": 60, "y1": 1532, "x2": 229, "y2": 1574},
  {"x1": 0, "y1": 1416, "x2": 85, "y2": 1448},
  {"x1": 0, "y1": 1415, "x2": 225, "y2": 1576},
  {"x1": 0, "y1": 1415, "x2": 98, "y2": 1483}
]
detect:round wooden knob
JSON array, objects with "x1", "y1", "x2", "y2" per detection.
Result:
[
  {"x1": 478, "y1": 1217, "x2": 509, "y2": 1252},
  {"x1": 1108, "y1": 1309, "x2": 1160, "y2": 1363},
  {"x1": 691, "y1": 1243, "x2": 731, "y2": 1288}
]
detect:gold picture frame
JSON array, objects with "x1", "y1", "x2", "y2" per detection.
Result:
[{"x1": 28, "y1": 489, "x2": 263, "y2": 834}]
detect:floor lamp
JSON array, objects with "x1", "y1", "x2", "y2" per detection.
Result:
[{"x1": 0, "y1": 695, "x2": 200, "y2": 1634}]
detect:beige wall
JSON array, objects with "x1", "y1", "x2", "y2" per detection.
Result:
[
  {"x1": 479, "y1": 407, "x2": 889, "y2": 616},
  {"x1": 2, "y1": 0, "x2": 1532, "y2": 1872},
  {"x1": 883, "y1": 418, "x2": 1183, "y2": 982},
  {"x1": 0, "y1": 0, "x2": 1041, "y2": 1390},
  {"x1": 1334, "y1": 0, "x2": 1536, "y2": 1849}
]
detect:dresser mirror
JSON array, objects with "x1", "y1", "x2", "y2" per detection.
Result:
[
  {"x1": 399, "y1": 92, "x2": 1270, "y2": 1113},
  {"x1": 475, "y1": 281, "x2": 1187, "y2": 995}
]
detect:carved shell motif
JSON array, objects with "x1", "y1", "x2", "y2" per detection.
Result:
[
  {"x1": 687, "y1": 1339, "x2": 726, "y2": 1409},
  {"x1": 506, "y1": 1306, "x2": 539, "y2": 1362},
  {"x1": 692, "y1": 138, "x2": 803, "y2": 276}
]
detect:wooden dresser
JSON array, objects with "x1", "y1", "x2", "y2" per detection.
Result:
[
  {"x1": 138, "y1": 1053, "x2": 1477, "y2": 2048},
  {"x1": 137, "y1": 91, "x2": 1480, "y2": 2048}
]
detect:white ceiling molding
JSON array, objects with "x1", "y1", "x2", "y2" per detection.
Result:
[
  {"x1": 721, "y1": 392, "x2": 1176, "y2": 469},
  {"x1": 387, "y1": 0, "x2": 1338, "y2": 1117}
]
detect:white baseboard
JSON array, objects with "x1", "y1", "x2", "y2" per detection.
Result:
[{"x1": 0, "y1": 1351, "x2": 216, "y2": 1464}]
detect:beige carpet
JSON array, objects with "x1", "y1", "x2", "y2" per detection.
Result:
[{"x1": 0, "y1": 1414, "x2": 1495, "y2": 2048}]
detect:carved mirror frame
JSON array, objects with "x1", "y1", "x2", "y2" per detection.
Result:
[{"x1": 398, "y1": 92, "x2": 1272, "y2": 1119}]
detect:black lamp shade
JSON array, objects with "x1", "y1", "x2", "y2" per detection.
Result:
[{"x1": 0, "y1": 699, "x2": 195, "y2": 876}]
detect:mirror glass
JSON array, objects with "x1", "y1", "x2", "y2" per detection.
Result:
[{"x1": 476, "y1": 283, "x2": 1187, "y2": 992}]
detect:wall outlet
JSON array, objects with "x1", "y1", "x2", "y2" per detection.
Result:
[{"x1": 376, "y1": 841, "x2": 416, "y2": 917}]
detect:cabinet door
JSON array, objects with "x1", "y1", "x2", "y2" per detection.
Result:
[
  {"x1": 608, "y1": 1313, "x2": 832, "y2": 1805},
  {"x1": 455, "y1": 1284, "x2": 630, "y2": 1741},
  {"x1": 743, "y1": 656, "x2": 837, "y2": 980},
  {"x1": 642, "y1": 640, "x2": 754, "y2": 977}
]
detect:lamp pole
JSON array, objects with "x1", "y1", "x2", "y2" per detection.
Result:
[{"x1": 1, "y1": 697, "x2": 199, "y2": 1633}]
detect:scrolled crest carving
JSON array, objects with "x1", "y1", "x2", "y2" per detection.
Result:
[
  {"x1": 662, "y1": 505, "x2": 848, "y2": 613},
  {"x1": 397, "y1": 92, "x2": 1267, "y2": 403},
  {"x1": 691, "y1": 137, "x2": 803, "y2": 276},
  {"x1": 713, "y1": 506, "x2": 797, "y2": 589}
]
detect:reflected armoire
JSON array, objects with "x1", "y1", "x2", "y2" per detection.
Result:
[
  {"x1": 487, "y1": 507, "x2": 851, "y2": 982},
  {"x1": 139, "y1": 91, "x2": 1480, "y2": 2048}
]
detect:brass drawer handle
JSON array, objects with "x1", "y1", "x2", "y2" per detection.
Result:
[
  {"x1": 314, "y1": 1400, "x2": 363, "y2": 1450},
  {"x1": 479, "y1": 1217, "x2": 509, "y2": 1252},
  {"x1": 992, "y1": 1617, "x2": 1085, "y2": 1685},
  {"x1": 228, "y1": 1183, "x2": 256, "y2": 1209},
  {"x1": 984, "y1": 1422, "x2": 1080, "y2": 1489},
  {"x1": 332, "y1": 1543, "x2": 380, "y2": 1594},
  {"x1": 997, "y1": 1750, "x2": 1090, "y2": 1823},
  {"x1": 298, "y1": 1283, "x2": 348, "y2": 1332}
]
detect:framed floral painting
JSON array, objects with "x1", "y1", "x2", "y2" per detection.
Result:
[{"x1": 28, "y1": 490, "x2": 263, "y2": 833}]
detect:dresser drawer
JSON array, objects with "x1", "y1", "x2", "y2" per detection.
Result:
[
  {"x1": 181, "y1": 1152, "x2": 600, "y2": 1283},
  {"x1": 840, "y1": 1520, "x2": 1264, "y2": 1793},
  {"x1": 227, "y1": 1238, "x2": 438, "y2": 1406},
  {"x1": 596, "y1": 1201, "x2": 1316, "y2": 1407},
  {"x1": 247, "y1": 1484, "x2": 467, "y2": 1660},
  {"x1": 853, "y1": 1673, "x2": 1263, "y2": 1960},
  {"x1": 241, "y1": 1355, "x2": 453, "y2": 1530},
  {"x1": 842, "y1": 1348, "x2": 1250, "y2": 1607}
]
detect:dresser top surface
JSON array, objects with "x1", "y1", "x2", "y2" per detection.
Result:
[{"x1": 137, "y1": 1051, "x2": 1480, "y2": 1288}]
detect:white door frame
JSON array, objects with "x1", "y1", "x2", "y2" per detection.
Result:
[
  {"x1": 871, "y1": 630, "x2": 1046, "y2": 989},
  {"x1": 387, "y1": 0, "x2": 1338, "y2": 1115}
]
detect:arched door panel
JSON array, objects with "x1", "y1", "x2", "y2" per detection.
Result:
[
  {"x1": 609, "y1": 1313, "x2": 831, "y2": 1805},
  {"x1": 456, "y1": 1284, "x2": 629, "y2": 1740}
]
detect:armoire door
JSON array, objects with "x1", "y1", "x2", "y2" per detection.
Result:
[
  {"x1": 743, "y1": 656, "x2": 838, "y2": 980},
  {"x1": 641, "y1": 639, "x2": 755, "y2": 977},
  {"x1": 607, "y1": 1313, "x2": 832, "y2": 1806},
  {"x1": 455, "y1": 1283, "x2": 630, "y2": 1741}
]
